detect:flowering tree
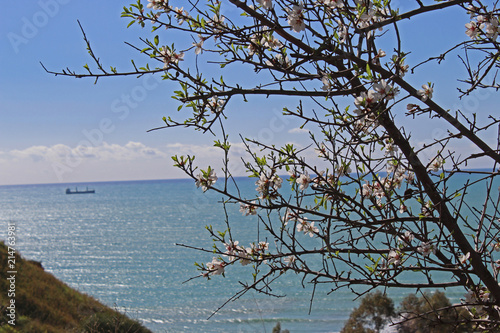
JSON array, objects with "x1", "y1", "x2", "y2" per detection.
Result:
[{"x1": 47, "y1": 0, "x2": 500, "y2": 329}]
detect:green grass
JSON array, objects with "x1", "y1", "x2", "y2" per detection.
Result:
[{"x1": 0, "y1": 241, "x2": 152, "y2": 333}]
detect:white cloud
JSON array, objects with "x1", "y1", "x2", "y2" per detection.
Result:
[
  {"x1": 0, "y1": 141, "x2": 251, "y2": 185},
  {"x1": 288, "y1": 127, "x2": 309, "y2": 134}
]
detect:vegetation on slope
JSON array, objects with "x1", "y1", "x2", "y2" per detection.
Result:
[{"x1": 0, "y1": 241, "x2": 151, "y2": 333}]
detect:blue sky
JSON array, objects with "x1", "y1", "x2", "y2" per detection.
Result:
[{"x1": 0, "y1": 1, "x2": 498, "y2": 185}]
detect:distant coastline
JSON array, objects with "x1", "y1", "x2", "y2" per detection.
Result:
[{"x1": 0, "y1": 167, "x2": 495, "y2": 188}]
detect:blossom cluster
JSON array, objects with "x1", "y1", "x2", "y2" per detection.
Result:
[
  {"x1": 283, "y1": 209, "x2": 318, "y2": 237},
  {"x1": 239, "y1": 201, "x2": 258, "y2": 216},
  {"x1": 286, "y1": 3, "x2": 306, "y2": 33},
  {"x1": 466, "y1": 7, "x2": 500, "y2": 41},
  {"x1": 221, "y1": 240, "x2": 270, "y2": 266},
  {"x1": 353, "y1": 79, "x2": 399, "y2": 133},
  {"x1": 195, "y1": 168, "x2": 217, "y2": 192},
  {"x1": 361, "y1": 165, "x2": 414, "y2": 207},
  {"x1": 255, "y1": 172, "x2": 283, "y2": 199},
  {"x1": 159, "y1": 45, "x2": 184, "y2": 68}
]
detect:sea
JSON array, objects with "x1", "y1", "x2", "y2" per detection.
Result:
[{"x1": 0, "y1": 174, "x2": 497, "y2": 332}]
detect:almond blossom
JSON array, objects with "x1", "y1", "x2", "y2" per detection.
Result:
[
  {"x1": 337, "y1": 21, "x2": 348, "y2": 43},
  {"x1": 361, "y1": 182, "x2": 373, "y2": 198},
  {"x1": 195, "y1": 169, "x2": 217, "y2": 192},
  {"x1": 465, "y1": 21, "x2": 480, "y2": 39},
  {"x1": 416, "y1": 84, "x2": 433, "y2": 101},
  {"x1": 480, "y1": 17, "x2": 500, "y2": 40},
  {"x1": 255, "y1": 172, "x2": 282, "y2": 199},
  {"x1": 296, "y1": 218, "x2": 319, "y2": 237},
  {"x1": 417, "y1": 242, "x2": 435, "y2": 257},
  {"x1": 147, "y1": 0, "x2": 171, "y2": 11},
  {"x1": 261, "y1": 33, "x2": 282, "y2": 49},
  {"x1": 266, "y1": 53, "x2": 292, "y2": 68},
  {"x1": 206, "y1": 257, "x2": 225, "y2": 275},
  {"x1": 421, "y1": 201, "x2": 433, "y2": 217},
  {"x1": 247, "y1": 34, "x2": 260, "y2": 56},
  {"x1": 373, "y1": 80, "x2": 398, "y2": 100},
  {"x1": 208, "y1": 97, "x2": 224, "y2": 113},
  {"x1": 354, "y1": 90, "x2": 380, "y2": 109},
  {"x1": 428, "y1": 156, "x2": 444, "y2": 172},
  {"x1": 159, "y1": 46, "x2": 184, "y2": 68},
  {"x1": 317, "y1": 0, "x2": 344, "y2": 9},
  {"x1": 257, "y1": 0, "x2": 273, "y2": 10},
  {"x1": 284, "y1": 255, "x2": 296, "y2": 267},
  {"x1": 239, "y1": 201, "x2": 258, "y2": 216},
  {"x1": 296, "y1": 172, "x2": 311, "y2": 190},
  {"x1": 398, "y1": 231, "x2": 414, "y2": 245},
  {"x1": 283, "y1": 208, "x2": 302, "y2": 225},
  {"x1": 287, "y1": 3, "x2": 306, "y2": 33},
  {"x1": 387, "y1": 250, "x2": 402, "y2": 266},
  {"x1": 384, "y1": 142, "x2": 398, "y2": 157},
  {"x1": 192, "y1": 34, "x2": 206, "y2": 55},
  {"x1": 224, "y1": 241, "x2": 242, "y2": 261},
  {"x1": 174, "y1": 7, "x2": 189, "y2": 25},
  {"x1": 459, "y1": 252, "x2": 470, "y2": 265}
]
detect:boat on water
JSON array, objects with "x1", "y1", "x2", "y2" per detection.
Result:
[{"x1": 65, "y1": 187, "x2": 95, "y2": 194}]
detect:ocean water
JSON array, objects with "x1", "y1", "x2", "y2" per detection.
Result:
[{"x1": 0, "y1": 174, "x2": 497, "y2": 332}]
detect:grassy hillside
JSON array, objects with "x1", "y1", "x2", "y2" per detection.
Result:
[{"x1": 0, "y1": 241, "x2": 152, "y2": 333}]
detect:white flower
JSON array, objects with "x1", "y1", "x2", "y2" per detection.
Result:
[
  {"x1": 336, "y1": 164, "x2": 351, "y2": 177},
  {"x1": 417, "y1": 242, "x2": 435, "y2": 257},
  {"x1": 239, "y1": 201, "x2": 258, "y2": 216},
  {"x1": 361, "y1": 182, "x2": 373, "y2": 198},
  {"x1": 387, "y1": 250, "x2": 402, "y2": 266},
  {"x1": 384, "y1": 142, "x2": 398, "y2": 157},
  {"x1": 421, "y1": 201, "x2": 433, "y2": 217},
  {"x1": 195, "y1": 169, "x2": 217, "y2": 192},
  {"x1": 174, "y1": 7, "x2": 189, "y2": 25},
  {"x1": 208, "y1": 97, "x2": 224, "y2": 113},
  {"x1": 354, "y1": 90, "x2": 380, "y2": 108},
  {"x1": 399, "y1": 204, "x2": 407, "y2": 214},
  {"x1": 317, "y1": 0, "x2": 344, "y2": 9},
  {"x1": 261, "y1": 33, "x2": 282, "y2": 49},
  {"x1": 239, "y1": 249, "x2": 252, "y2": 266},
  {"x1": 417, "y1": 84, "x2": 433, "y2": 101},
  {"x1": 459, "y1": 252, "x2": 470, "y2": 265},
  {"x1": 266, "y1": 53, "x2": 292, "y2": 68},
  {"x1": 296, "y1": 172, "x2": 311, "y2": 190},
  {"x1": 337, "y1": 21, "x2": 348, "y2": 43},
  {"x1": 296, "y1": 218, "x2": 318, "y2": 237},
  {"x1": 321, "y1": 75, "x2": 332, "y2": 91},
  {"x1": 465, "y1": 21, "x2": 480, "y2": 39},
  {"x1": 255, "y1": 172, "x2": 282, "y2": 199},
  {"x1": 258, "y1": 241, "x2": 269, "y2": 252},
  {"x1": 147, "y1": 0, "x2": 171, "y2": 10},
  {"x1": 287, "y1": 4, "x2": 306, "y2": 33},
  {"x1": 159, "y1": 46, "x2": 184, "y2": 68},
  {"x1": 206, "y1": 257, "x2": 225, "y2": 275},
  {"x1": 283, "y1": 209, "x2": 301, "y2": 225},
  {"x1": 428, "y1": 156, "x2": 444, "y2": 172},
  {"x1": 193, "y1": 34, "x2": 205, "y2": 55},
  {"x1": 373, "y1": 80, "x2": 398, "y2": 100},
  {"x1": 480, "y1": 18, "x2": 500, "y2": 40},
  {"x1": 398, "y1": 231, "x2": 414, "y2": 245},
  {"x1": 284, "y1": 255, "x2": 296, "y2": 267},
  {"x1": 224, "y1": 241, "x2": 242, "y2": 261},
  {"x1": 257, "y1": 0, "x2": 273, "y2": 10}
]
